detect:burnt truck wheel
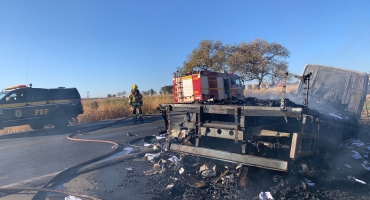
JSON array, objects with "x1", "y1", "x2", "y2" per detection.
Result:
[
  {"x1": 53, "y1": 112, "x2": 69, "y2": 129},
  {"x1": 29, "y1": 122, "x2": 45, "y2": 130}
]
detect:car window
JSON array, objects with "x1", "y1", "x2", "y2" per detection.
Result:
[
  {"x1": 0, "y1": 92, "x2": 9, "y2": 101},
  {"x1": 6, "y1": 90, "x2": 27, "y2": 102},
  {"x1": 29, "y1": 89, "x2": 51, "y2": 101}
]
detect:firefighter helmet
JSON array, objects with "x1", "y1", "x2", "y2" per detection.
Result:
[{"x1": 132, "y1": 84, "x2": 138, "y2": 90}]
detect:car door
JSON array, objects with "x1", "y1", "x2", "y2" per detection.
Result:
[
  {"x1": 28, "y1": 88, "x2": 53, "y2": 119},
  {"x1": 1, "y1": 88, "x2": 33, "y2": 123}
]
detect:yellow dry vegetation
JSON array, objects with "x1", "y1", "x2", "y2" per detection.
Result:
[
  {"x1": 78, "y1": 95, "x2": 174, "y2": 123},
  {"x1": 245, "y1": 85, "x2": 298, "y2": 99}
]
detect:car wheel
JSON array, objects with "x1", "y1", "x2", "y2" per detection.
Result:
[
  {"x1": 53, "y1": 112, "x2": 69, "y2": 129},
  {"x1": 69, "y1": 117, "x2": 78, "y2": 125},
  {"x1": 29, "y1": 122, "x2": 45, "y2": 130}
]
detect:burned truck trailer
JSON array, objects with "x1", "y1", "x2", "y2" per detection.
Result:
[
  {"x1": 159, "y1": 65, "x2": 368, "y2": 172},
  {"x1": 295, "y1": 64, "x2": 368, "y2": 143}
]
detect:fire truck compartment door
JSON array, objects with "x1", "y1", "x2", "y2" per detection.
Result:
[
  {"x1": 201, "y1": 76, "x2": 209, "y2": 95},
  {"x1": 182, "y1": 76, "x2": 193, "y2": 97},
  {"x1": 217, "y1": 77, "x2": 225, "y2": 99}
]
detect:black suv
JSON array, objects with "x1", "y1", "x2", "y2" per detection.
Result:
[{"x1": 0, "y1": 84, "x2": 84, "y2": 130}]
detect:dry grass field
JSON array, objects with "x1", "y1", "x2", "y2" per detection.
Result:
[
  {"x1": 244, "y1": 85, "x2": 298, "y2": 99},
  {"x1": 78, "y1": 95, "x2": 174, "y2": 124}
]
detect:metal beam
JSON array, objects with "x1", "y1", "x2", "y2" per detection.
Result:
[{"x1": 170, "y1": 144, "x2": 288, "y2": 171}]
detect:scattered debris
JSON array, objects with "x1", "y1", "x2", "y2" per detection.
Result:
[
  {"x1": 201, "y1": 165, "x2": 216, "y2": 178},
  {"x1": 153, "y1": 163, "x2": 161, "y2": 170},
  {"x1": 165, "y1": 183, "x2": 174, "y2": 190},
  {"x1": 259, "y1": 191, "x2": 274, "y2": 200},
  {"x1": 65, "y1": 196, "x2": 82, "y2": 200},
  {"x1": 192, "y1": 163, "x2": 199, "y2": 167},
  {"x1": 344, "y1": 164, "x2": 352, "y2": 168},
  {"x1": 352, "y1": 141, "x2": 364, "y2": 147},
  {"x1": 168, "y1": 156, "x2": 180, "y2": 163},
  {"x1": 144, "y1": 169, "x2": 158, "y2": 176},
  {"x1": 222, "y1": 174, "x2": 236, "y2": 185},
  {"x1": 236, "y1": 164, "x2": 243, "y2": 170},
  {"x1": 351, "y1": 150, "x2": 362, "y2": 159},
  {"x1": 126, "y1": 132, "x2": 133, "y2": 136},
  {"x1": 199, "y1": 165, "x2": 207, "y2": 173},
  {"x1": 123, "y1": 147, "x2": 133, "y2": 154},
  {"x1": 361, "y1": 161, "x2": 370, "y2": 171},
  {"x1": 347, "y1": 175, "x2": 366, "y2": 184},
  {"x1": 173, "y1": 160, "x2": 183, "y2": 174},
  {"x1": 341, "y1": 139, "x2": 364, "y2": 148},
  {"x1": 213, "y1": 170, "x2": 229, "y2": 183},
  {"x1": 179, "y1": 167, "x2": 185, "y2": 175},
  {"x1": 126, "y1": 167, "x2": 133, "y2": 171},
  {"x1": 145, "y1": 153, "x2": 160, "y2": 161},
  {"x1": 156, "y1": 136, "x2": 166, "y2": 140},
  {"x1": 192, "y1": 181, "x2": 207, "y2": 188},
  {"x1": 304, "y1": 178, "x2": 315, "y2": 186}
]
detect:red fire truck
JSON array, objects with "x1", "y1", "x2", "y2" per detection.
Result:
[{"x1": 173, "y1": 71, "x2": 244, "y2": 103}]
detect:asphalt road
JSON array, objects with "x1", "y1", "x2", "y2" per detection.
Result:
[{"x1": 0, "y1": 114, "x2": 166, "y2": 187}]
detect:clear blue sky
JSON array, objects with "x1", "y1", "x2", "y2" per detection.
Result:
[{"x1": 1, "y1": 0, "x2": 369, "y2": 98}]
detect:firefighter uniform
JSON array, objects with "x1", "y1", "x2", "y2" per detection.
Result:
[{"x1": 128, "y1": 84, "x2": 143, "y2": 122}]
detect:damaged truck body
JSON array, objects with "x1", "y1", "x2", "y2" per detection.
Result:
[{"x1": 158, "y1": 64, "x2": 368, "y2": 172}]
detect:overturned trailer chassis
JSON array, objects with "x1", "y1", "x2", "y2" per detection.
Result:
[{"x1": 159, "y1": 102, "x2": 321, "y2": 172}]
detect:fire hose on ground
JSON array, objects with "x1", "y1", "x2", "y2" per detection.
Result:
[{"x1": 0, "y1": 115, "x2": 160, "y2": 200}]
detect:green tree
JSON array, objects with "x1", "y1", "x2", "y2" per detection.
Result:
[
  {"x1": 182, "y1": 40, "x2": 229, "y2": 72},
  {"x1": 160, "y1": 85, "x2": 174, "y2": 94},
  {"x1": 228, "y1": 38, "x2": 290, "y2": 88},
  {"x1": 112, "y1": 94, "x2": 117, "y2": 98},
  {"x1": 107, "y1": 94, "x2": 112, "y2": 98},
  {"x1": 149, "y1": 88, "x2": 157, "y2": 96}
]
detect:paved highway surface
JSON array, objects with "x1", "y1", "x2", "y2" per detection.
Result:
[{"x1": 0, "y1": 114, "x2": 166, "y2": 187}]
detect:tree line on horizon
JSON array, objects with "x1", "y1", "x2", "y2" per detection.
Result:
[
  {"x1": 178, "y1": 38, "x2": 290, "y2": 87},
  {"x1": 106, "y1": 85, "x2": 174, "y2": 98}
]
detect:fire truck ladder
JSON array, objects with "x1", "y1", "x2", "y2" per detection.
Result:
[{"x1": 175, "y1": 71, "x2": 184, "y2": 102}]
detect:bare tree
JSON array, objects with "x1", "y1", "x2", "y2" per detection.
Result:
[
  {"x1": 117, "y1": 92, "x2": 122, "y2": 97},
  {"x1": 122, "y1": 91, "x2": 126, "y2": 97}
]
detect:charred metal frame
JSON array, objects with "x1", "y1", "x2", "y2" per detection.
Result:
[{"x1": 159, "y1": 103, "x2": 320, "y2": 172}]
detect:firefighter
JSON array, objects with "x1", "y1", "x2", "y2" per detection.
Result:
[{"x1": 128, "y1": 84, "x2": 143, "y2": 122}]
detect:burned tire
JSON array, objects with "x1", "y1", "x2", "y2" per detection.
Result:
[
  {"x1": 29, "y1": 122, "x2": 45, "y2": 130},
  {"x1": 53, "y1": 112, "x2": 69, "y2": 129}
]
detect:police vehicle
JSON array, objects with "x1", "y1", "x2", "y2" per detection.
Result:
[{"x1": 0, "y1": 84, "x2": 84, "y2": 130}]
